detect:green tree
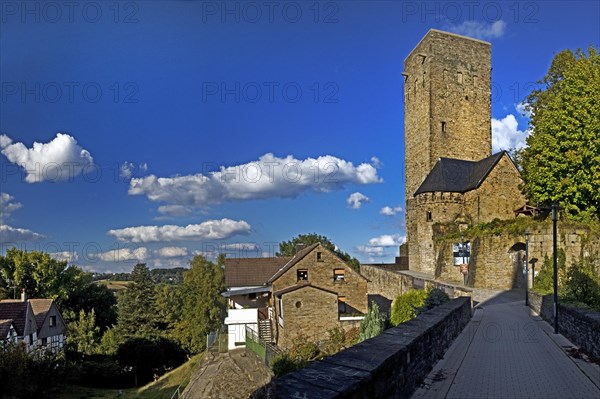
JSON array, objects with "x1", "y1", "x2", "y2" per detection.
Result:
[
  {"x1": 174, "y1": 255, "x2": 226, "y2": 352},
  {"x1": 115, "y1": 263, "x2": 159, "y2": 339},
  {"x1": 155, "y1": 283, "x2": 183, "y2": 333},
  {"x1": 67, "y1": 309, "x2": 100, "y2": 354},
  {"x1": 390, "y1": 289, "x2": 428, "y2": 326},
  {"x1": 521, "y1": 47, "x2": 600, "y2": 221},
  {"x1": 277, "y1": 233, "x2": 361, "y2": 272},
  {"x1": 358, "y1": 302, "x2": 386, "y2": 342}
]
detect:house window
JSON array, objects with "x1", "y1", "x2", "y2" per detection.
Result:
[
  {"x1": 316, "y1": 252, "x2": 323, "y2": 262},
  {"x1": 295, "y1": 301, "x2": 302, "y2": 309},
  {"x1": 277, "y1": 297, "x2": 284, "y2": 326},
  {"x1": 29, "y1": 334, "x2": 34, "y2": 345},
  {"x1": 49, "y1": 315, "x2": 56, "y2": 327},
  {"x1": 248, "y1": 293, "x2": 257, "y2": 300},
  {"x1": 427, "y1": 211, "x2": 433, "y2": 222},
  {"x1": 297, "y1": 269, "x2": 308, "y2": 281},
  {"x1": 441, "y1": 121, "x2": 446, "y2": 133},
  {"x1": 338, "y1": 296, "x2": 347, "y2": 314},
  {"x1": 333, "y1": 269, "x2": 345, "y2": 282},
  {"x1": 41, "y1": 338, "x2": 47, "y2": 346}
]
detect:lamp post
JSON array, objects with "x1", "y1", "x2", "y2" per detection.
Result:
[{"x1": 524, "y1": 230, "x2": 529, "y2": 306}]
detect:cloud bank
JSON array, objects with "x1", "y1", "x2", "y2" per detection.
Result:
[
  {"x1": 0, "y1": 133, "x2": 93, "y2": 183},
  {"x1": 492, "y1": 114, "x2": 530, "y2": 152},
  {"x1": 108, "y1": 218, "x2": 251, "y2": 243},
  {"x1": 347, "y1": 192, "x2": 369, "y2": 209},
  {"x1": 128, "y1": 153, "x2": 382, "y2": 207}
]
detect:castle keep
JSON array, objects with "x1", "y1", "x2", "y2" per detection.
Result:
[{"x1": 403, "y1": 29, "x2": 526, "y2": 277}]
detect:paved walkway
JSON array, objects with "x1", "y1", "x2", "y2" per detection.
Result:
[{"x1": 412, "y1": 290, "x2": 600, "y2": 399}]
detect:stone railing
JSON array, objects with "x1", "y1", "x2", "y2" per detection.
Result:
[
  {"x1": 529, "y1": 290, "x2": 600, "y2": 359},
  {"x1": 258, "y1": 296, "x2": 471, "y2": 398}
]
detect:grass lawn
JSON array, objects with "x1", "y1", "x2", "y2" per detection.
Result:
[
  {"x1": 59, "y1": 353, "x2": 204, "y2": 399},
  {"x1": 96, "y1": 280, "x2": 130, "y2": 291}
]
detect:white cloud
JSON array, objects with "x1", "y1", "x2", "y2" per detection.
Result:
[
  {"x1": 128, "y1": 153, "x2": 382, "y2": 207},
  {"x1": 347, "y1": 192, "x2": 369, "y2": 209},
  {"x1": 355, "y1": 245, "x2": 386, "y2": 257},
  {"x1": 368, "y1": 234, "x2": 405, "y2": 247},
  {"x1": 49, "y1": 251, "x2": 79, "y2": 263},
  {"x1": 515, "y1": 102, "x2": 532, "y2": 118},
  {"x1": 157, "y1": 205, "x2": 194, "y2": 217},
  {"x1": 0, "y1": 133, "x2": 93, "y2": 183},
  {"x1": 97, "y1": 247, "x2": 149, "y2": 262},
  {"x1": 0, "y1": 225, "x2": 45, "y2": 242},
  {"x1": 0, "y1": 192, "x2": 22, "y2": 221},
  {"x1": 155, "y1": 246, "x2": 189, "y2": 258},
  {"x1": 220, "y1": 242, "x2": 260, "y2": 251},
  {"x1": 108, "y1": 218, "x2": 251, "y2": 243},
  {"x1": 447, "y1": 20, "x2": 506, "y2": 40},
  {"x1": 492, "y1": 114, "x2": 531, "y2": 152},
  {"x1": 370, "y1": 156, "x2": 382, "y2": 168},
  {"x1": 380, "y1": 205, "x2": 403, "y2": 216},
  {"x1": 120, "y1": 161, "x2": 149, "y2": 180}
]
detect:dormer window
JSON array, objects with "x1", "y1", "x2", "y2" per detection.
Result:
[{"x1": 297, "y1": 269, "x2": 308, "y2": 281}]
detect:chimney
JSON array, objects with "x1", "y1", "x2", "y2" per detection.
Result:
[
  {"x1": 295, "y1": 243, "x2": 306, "y2": 254},
  {"x1": 21, "y1": 289, "x2": 28, "y2": 302}
]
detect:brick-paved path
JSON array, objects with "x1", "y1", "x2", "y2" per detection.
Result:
[{"x1": 412, "y1": 290, "x2": 600, "y2": 399}]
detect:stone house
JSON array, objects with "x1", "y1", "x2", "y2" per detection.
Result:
[
  {"x1": 0, "y1": 292, "x2": 66, "y2": 353},
  {"x1": 268, "y1": 243, "x2": 368, "y2": 349},
  {"x1": 222, "y1": 243, "x2": 368, "y2": 350},
  {"x1": 403, "y1": 29, "x2": 527, "y2": 284}
]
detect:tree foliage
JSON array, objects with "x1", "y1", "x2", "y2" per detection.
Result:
[
  {"x1": 67, "y1": 309, "x2": 101, "y2": 354},
  {"x1": 521, "y1": 47, "x2": 600, "y2": 221},
  {"x1": 173, "y1": 255, "x2": 226, "y2": 353},
  {"x1": 114, "y1": 263, "x2": 159, "y2": 339},
  {"x1": 358, "y1": 302, "x2": 386, "y2": 342},
  {"x1": 277, "y1": 233, "x2": 361, "y2": 272},
  {"x1": 390, "y1": 289, "x2": 428, "y2": 326}
]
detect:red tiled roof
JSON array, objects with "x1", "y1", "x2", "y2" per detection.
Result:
[
  {"x1": 0, "y1": 301, "x2": 28, "y2": 335},
  {"x1": 224, "y1": 257, "x2": 292, "y2": 287}
]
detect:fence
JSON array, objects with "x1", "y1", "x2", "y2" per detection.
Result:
[
  {"x1": 245, "y1": 325, "x2": 282, "y2": 366},
  {"x1": 206, "y1": 329, "x2": 228, "y2": 353}
]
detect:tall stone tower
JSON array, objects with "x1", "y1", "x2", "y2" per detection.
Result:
[{"x1": 404, "y1": 29, "x2": 492, "y2": 274}]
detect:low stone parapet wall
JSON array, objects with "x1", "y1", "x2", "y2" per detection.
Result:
[
  {"x1": 529, "y1": 290, "x2": 600, "y2": 359},
  {"x1": 263, "y1": 296, "x2": 472, "y2": 398}
]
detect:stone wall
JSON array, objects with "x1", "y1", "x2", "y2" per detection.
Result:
[
  {"x1": 272, "y1": 244, "x2": 368, "y2": 314},
  {"x1": 261, "y1": 297, "x2": 472, "y2": 399},
  {"x1": 277, "y1": 285, "x2": 339, "y2": 349},
  {"x1": 528, "y1": 291, "x2": 600, "y2": 359},
  {"x1": 362, "y1": 265, "x2": 472, "y2": 314}
]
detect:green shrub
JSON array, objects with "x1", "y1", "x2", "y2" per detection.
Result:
[
  {"x1": 358, "y1": 303, "x2": 386, "y2": 342},
  {"x1": 564, "y1": 257, "x2": 600, "y2": 311},
  {"x1": 533, "y1": 250, "x2": 566, "y2": 295},
  {"x1": 271, "y1": 353, "x2": 305, "y2": 377},
  {"x1": 421, "y1": 288, "x2": 450, "y2": 312},
  {"x1": 390, "y1": 289, "x2": 428, "y2": 326}
]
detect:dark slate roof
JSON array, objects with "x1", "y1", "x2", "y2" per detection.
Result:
[
  {"x1": 267, "y1": 243, "x2": 320, "y2": 283},
  {"x1": 0, "y1": 319, "x2": 15, "y2": 338},
  {"x1": 224, "y1": 256, "x2": 292, "y2": 288},
  {"x1": 414, "y1": 151, "x2": 507, "y2": 195},
  {"x1": 0, "y1": 301, "x2": 29, "y2": 336},
  {"x1": 273, "y1": 283, "x2": 338, "y2": 297}
]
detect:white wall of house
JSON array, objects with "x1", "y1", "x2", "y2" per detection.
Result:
[{"x1": 224, "y1": 308, "x2": 258, "y2": 350}]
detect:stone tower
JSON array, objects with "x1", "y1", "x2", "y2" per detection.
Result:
[{"x1": 404, "y1": 29, "x2": 493, "y2": 274}]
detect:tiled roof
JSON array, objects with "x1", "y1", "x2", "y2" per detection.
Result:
[
  {"x1": 224, "y1": 256, "x2": 292, "y2": 287},
  {"x1": 0, "y1": 301, "x2": 28, "y2": 335},
  {"x1": 268, "y1": 243, "x2": 320, "y2": 283},
  {"x1": 29, "y1": 299, "x2": 53, "y2": 327},
  {"x1": 414, "y1": 151, "x2": 507, "y2": 195},
  {"x1": 0, "y1": 319, "x2": 14, "y2": 338}
]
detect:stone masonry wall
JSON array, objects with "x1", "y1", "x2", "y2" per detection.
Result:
[
  {"x1": 529, "y1": 291, "x2": 600, "y2": 359},
  {"x1": 463, "y1": 154, "x2": 526, "y2": 224},
  {"x1": 263, "y1": 297, "x2": 472, "y2": 399},
  {"x1": 277, "y1": 286, "x2": 339, "y2": 350},
  {"x1": 272, "y1": 244, "x2": 368, "y2": 314}
]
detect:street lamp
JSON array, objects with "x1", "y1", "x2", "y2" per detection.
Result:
[{"x1": 524, "y1": 230, "x2": 529, "y2": 306}]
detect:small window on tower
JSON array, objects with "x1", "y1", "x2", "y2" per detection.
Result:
[
  {"x1": 457, "y1": 72, "x2": 463, "y2": 84},
  {"x1": 427, "y1": 211, "x2": 433, "y2": 222},
  {"x1": 441, "y1": 121, "x2": 446, "y2": 133},
  {"x1": 316, "y1": 252, "x2": 323, "y2": 262}
]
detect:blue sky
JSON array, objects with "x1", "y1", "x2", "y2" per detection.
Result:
[{"x1": 1, "y1": 0, "x2": 599, "y2": 272}]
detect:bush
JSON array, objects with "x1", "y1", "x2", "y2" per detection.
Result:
[
  {"x1": 534, "y1": 250, "x2": 566, "y2": 295},
  {"x1": 358, "y1": 303, "x2": 386, "y2": 342},
  {"x1": 390, "y1": 289, "x2": 428, "y2": 326},
  {"x1": 564, "y1": 257, "x2": 600, "y2": 311},
  {"x1": 271, "y1": 353, "x2": 305, "y2": 377},
  {"x1": 421, "y1": 288, "x2": 450, "y2": 312}
]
